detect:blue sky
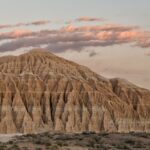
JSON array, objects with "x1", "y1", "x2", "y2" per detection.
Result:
[{"x1": 0, "y1": 0, "x2": 150, "y2": 89}]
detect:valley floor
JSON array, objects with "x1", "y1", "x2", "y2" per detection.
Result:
[{"x1": 0, "y1": 132, "x2": 150, "y2": 150}]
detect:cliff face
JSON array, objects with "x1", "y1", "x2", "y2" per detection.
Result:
[{"x1": 0, "y1": 49, "x2": 150, "y2": 133}]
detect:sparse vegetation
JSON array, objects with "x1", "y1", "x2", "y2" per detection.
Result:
[
  {"x1": 125, "y1": 139, "x2": 135, "y2": 145},
  {"x1": 0, "y1": 132, "x2": 149, "y2": 150}
]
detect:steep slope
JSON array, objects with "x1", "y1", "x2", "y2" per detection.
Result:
[{"x1": 0, "y1": 49, "x2": 149, "y2": 133}]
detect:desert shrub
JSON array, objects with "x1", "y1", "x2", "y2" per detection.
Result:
[
  {"x1": 133, "y1": 142, "x2": 145, "y2": 148},
  {"x1": 92, "y1": 136, "x2": 101, "y2": 143},
  {"x1": 86, "y1": 139, "x2": 96, "y2": 147},
  {"x1": 48, "y1": 144, "x2": 59, "y2": 150},
  {"x1": 8, "y1": 140, "x2": 14, "y2": 145},
  {"x1": 97, "y1": 139, "x2": 105, "y2": 145},
  {"x1": 45, "y1": 142, "x2": 51, "y2": 147},
  {"x1": 94, "y1": 144, "x2": 101, "y2": 148},
  {"x1": 0, "y1": 143, "x2": 7, "y2": 150},
  {"x1": 116, "y1": 144, "x2": 130, "y2": 149},
  {"x1": 34, "y1": 139, "x2": 43, "y2": 145},
  {"x1": 9, "y1": 144, "x2": 20, "y2": 150},
  {"x1": 53, "y1": 135, "x2": 70, "y2": 141},
  {"x1": 81, "y1": 131, "x2": 94, "y2": 136},
  {"x1": 135, "y1": 133, "x2": 149, "y2": 138},
  {"x1": 24, "y1": 133, "x2": 36, "y2": 138},
  {"x1": 22, "y1": 147, "x2": 29, "y2": 150},
  {"x1": 34, "y1": 138, "x2": 51, "y2": 146},
  {"x1": 100, "y1": 132, "x2": 109, "y2": 136},
  {"x1": 62, "y1": 143, "x2": 68, "y2": 146},
  {"x1": 129, "y1": 131, "x2": 135, "y2": 134},
  {"x1": 125, "y1": 139, "x2": 135, "y2": 145},
  {"x1": 35, "y1": 148, "x2": 43, "y2": 150},
  {"x1": 77, "y1": 136, "x2": 83, "y2": 141},
  {"x1": 56, "y1": 141, "x2": 67, "y2": 147}
]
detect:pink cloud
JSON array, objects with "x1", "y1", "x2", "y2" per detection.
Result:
[
  {"x1": 0, "y1": 30, "x2": 34, "y2": 40},
  {"x1": 76, "y1": 16, "x2": 105, "y2": 22},
  {"x1": 26, "y1": 20, "x2": 50, "y2": 26},
  {"x1": 0, "y1": 20, "x2": 50, "y2": 29},
  {"x1": 0, "y1": 23, "x2": 149, "y2": 52},
  {"x1": 61, "y1": 24, "x2": 139, "y2": 33},
  {"x1": 136, "y1": 32, "x2": 150, "y2": 48}
]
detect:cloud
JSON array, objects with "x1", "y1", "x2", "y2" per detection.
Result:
[
  {"x1": 135, "y1": 32, "x2": 150, "y2": 48},
  {"x1": 76, "y1": 16, "x2": 105, "y2": 22},
  {"x1": 25, "y1": 20, "x2": 50, "y2": 26},
  {"x1": 0, "y1": 30, "x2": 34, "y2": 40},
  {"x1": 61, "y1": 24, "x2": 139, "y2": 33},
  {"x1": 65, "y1": 16, "x2": 105, "y2": 24},
  {"x1": 89, "y1": 51, "x2": 97, "y2": 57},
  {"x1": 0, "y1": 29, "x2": 58, "y2": 40},
  {"x1": 0, "y1": 20, "x2": 50, "y2": 29},
  {"x1": 0, "y1": 23, "x2": 150, "y2": 52},
  {"x1": 146, "y1": 53, "x2": 150, "y2": 56}
]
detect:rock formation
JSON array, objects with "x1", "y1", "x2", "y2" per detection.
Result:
[{"x1": 0, "y1": 49, "x2": 150, "y2": 133}]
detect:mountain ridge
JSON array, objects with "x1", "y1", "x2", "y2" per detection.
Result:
[{"x1": 0, "y1": 49, "x2": 150, "y2": 133}]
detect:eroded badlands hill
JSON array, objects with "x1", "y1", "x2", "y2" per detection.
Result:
[{"x1": 0, "y1": 49, "x2": 150, "y2": 133}]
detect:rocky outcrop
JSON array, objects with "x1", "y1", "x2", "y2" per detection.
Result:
[{"x1": 0, "y1": 49, "x2": 150, "y2": 133}]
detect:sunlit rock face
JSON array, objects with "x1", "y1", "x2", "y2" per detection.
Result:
[{"x1": 0, "y1": 49, "x2": 150, "y2": 133}]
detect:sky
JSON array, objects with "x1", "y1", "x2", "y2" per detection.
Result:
[{"x1": 0, "y1": 0, "x2": 150, "y2": 89}]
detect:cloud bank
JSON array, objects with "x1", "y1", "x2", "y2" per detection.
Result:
[{"x1": 0, "y1": 18, "x2": 150, "y2": 53}]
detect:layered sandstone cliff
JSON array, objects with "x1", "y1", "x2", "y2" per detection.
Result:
[{"x1": 0, "y1": 49, "x2": 150, "y2": 133}]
